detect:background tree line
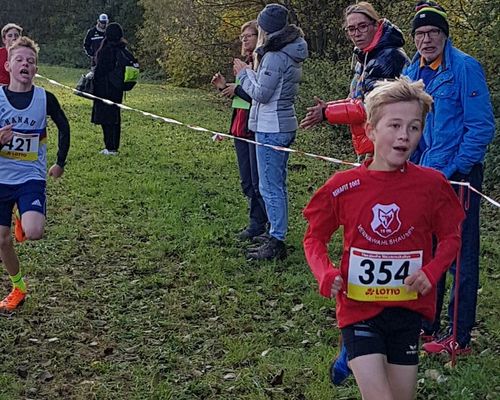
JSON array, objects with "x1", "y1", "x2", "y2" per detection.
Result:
[{"x1": 0, "y1": 0, "x2": 498, "y2": 191}]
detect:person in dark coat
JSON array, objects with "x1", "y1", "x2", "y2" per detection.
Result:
[
  {"x1": 300, "y1": 1, "x2": 409, "y2": 158},
  {"x1": 91, "y1": 22, "x2": 126, "y2": 155}
]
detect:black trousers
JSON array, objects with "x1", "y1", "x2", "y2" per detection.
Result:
[{"x1": 102, "y1": 124, "x2": 121, "y2": 151}]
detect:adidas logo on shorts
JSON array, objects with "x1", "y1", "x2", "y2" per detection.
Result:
[{"x1": 31, "y1": 199, "x2": 42, "y2": 207}]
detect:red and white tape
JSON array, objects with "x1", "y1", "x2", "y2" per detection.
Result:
[{"x1": 36, "y1": 74, "x2": 499, "y2": 209}]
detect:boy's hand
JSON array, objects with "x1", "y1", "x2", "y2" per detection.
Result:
[
  {"x1": 0, "y1": 124, "x2": 14, "y2": 145},
  {"x1": 48, "y1": 164, "x2": 64, "y2": 178},
  {"x1": 404, "y1": 270, "x2": 431, "y2": 296},
  {"x1": 331, "y1": 275, "x2": 344, "y2": 298}
]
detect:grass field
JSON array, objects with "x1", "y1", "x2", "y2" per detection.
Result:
[{"x1": 0, "y1": 65, "x2": 498, "y2": 400}]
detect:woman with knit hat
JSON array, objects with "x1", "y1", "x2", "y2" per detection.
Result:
[
  {"x1": 91, "y1": 22, "x2": 135, "y2": 155},
  {"x1": 233, "y1": 3, "x2": 308, "y2": 260}
]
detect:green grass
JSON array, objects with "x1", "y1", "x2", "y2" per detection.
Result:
[{"x1": 0, "y1": 65, "x2": 498, "y2": 399}]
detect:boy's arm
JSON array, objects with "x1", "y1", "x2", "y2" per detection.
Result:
[
  {"x1": 46, "y1": 91, "x2": 70, "y2": 169},
  {"x1": 303, "y1": 184, "x2": 341, "y2": 298},
  {"x1": 421, "y1": 177, "x2": 465, "y2": 285}
]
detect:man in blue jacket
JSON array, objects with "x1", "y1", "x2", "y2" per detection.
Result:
[{"x1": 405, "y1": 1, "x2": 495, "y2": 355}]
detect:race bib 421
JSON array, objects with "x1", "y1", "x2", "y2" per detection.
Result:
[
  {"x1": 0, "y1": 131, "x2": 40, "y2": 161},
  {"x1": 347, "y1": 247, "x2": 423, "y2": 302}
]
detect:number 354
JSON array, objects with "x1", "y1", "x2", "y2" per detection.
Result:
[{"x1": 358, "y1": 260, "x2": 410, "y2": 285}]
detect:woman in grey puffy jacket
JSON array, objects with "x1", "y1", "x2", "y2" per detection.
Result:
[{"x1": 234, "y1": 3, "x2": 308, "y2": 260}]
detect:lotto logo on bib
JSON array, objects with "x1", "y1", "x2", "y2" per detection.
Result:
[{"x1": 370, "y1": 203, "x2": 401, "y2": 238}]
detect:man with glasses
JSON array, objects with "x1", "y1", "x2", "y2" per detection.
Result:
[{"x1": 405, "y1": 1, "x2": 495, "y2": 356}]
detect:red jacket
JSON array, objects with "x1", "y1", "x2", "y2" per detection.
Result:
[
  {"x1": 0, "y1": 48, "x2": 9, "y2": 85},
  {"x1": 303, "y1": 161, "x2": 464, "y2": 328}
]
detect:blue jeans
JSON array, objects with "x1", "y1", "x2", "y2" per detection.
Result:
[
  {"x1": 423, "y1": 164, "x2": 483, "y2": 347},
  {"x1": 255, "y1": 131, "x2": 296, "y2": 241},
  {"x1": 234, "y1": 139, "x2": 268, "y2": 234}
]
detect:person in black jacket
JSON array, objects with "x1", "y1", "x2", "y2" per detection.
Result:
[
  {"x1": 83, "y1": 13, "x2": 108, "y2": 67},
  {"x1": 211, "y1": 20, "x2": 268, "y2": 241},
  {"x1": 91, "y1": 22, "x2": 128, "y2": 155},
  {"x1": 300, "y1": 2, "x2": 409, "y2": 158}
]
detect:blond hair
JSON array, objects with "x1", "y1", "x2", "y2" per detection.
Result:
[
  {"x1": 1, "y1": 23, "x2": 22, "y2": 40},
  {"x1": 240, "y1": 20, "x2": 258, "y2": 56},
  {"x1": 364, "y1": 78, "x2": 433, "y2": 127},
  {"x1": 252, "y1": 26, "x2": 267, "y2": 70},
  {"x1": 344, "y1": 2, "x2": 380, "y2": 26},
  {"x1": 8, "y1": 36, "x2": 40, "y2": 62}
]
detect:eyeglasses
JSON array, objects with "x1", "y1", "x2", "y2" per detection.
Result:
[
  {"x1": 239, "y1": 33, "x2": 257, "y2": 41},
  {"x1": 345, "y1": 22, "x2": 374, "y2": 36},
  {"x1": 414, "y1": 28, "x2": 441, "y2": 40}
]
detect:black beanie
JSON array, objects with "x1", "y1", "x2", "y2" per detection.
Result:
[
  {"x1": 412, "y1": 1, "x2": 449, "y2": 37},
  {"x1": 257, "y1": 3, "x2": 289, "y2": 34},
  {"x1": 105, "y1": 22, "x2": 123, "y2": 42}
]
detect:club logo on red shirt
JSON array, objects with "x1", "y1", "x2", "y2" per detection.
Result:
[{"x1": 370, "y1": 203, "x2": 401, "y2": 238}]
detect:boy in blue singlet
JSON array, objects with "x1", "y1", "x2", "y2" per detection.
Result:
[{"x1": 0, "y1": 36, "x2": 70, "y2": 313}]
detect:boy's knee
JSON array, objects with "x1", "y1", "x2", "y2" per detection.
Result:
[{"x1": 24, "y1": 226, "x2": 43, "y2": 240}]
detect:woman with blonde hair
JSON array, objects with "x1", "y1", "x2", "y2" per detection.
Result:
[
  {"x1": 211, "y1": 20, "x2": 268, "y2": 241},
  {"x1": 233, "y1": 3, "x2": 308, "y2": 260}
]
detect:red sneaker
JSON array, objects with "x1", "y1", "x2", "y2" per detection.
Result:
[
  {"x1": 422, "y1": 334, "x2": 471, "y2": 355},
  {"x1": 14, "y1": 209, "x2": 26, "y2": 243},
  {"x1": 0, "y1": 287, "x2": 26, "y2": 312},
  {"x1": 420, "y1": 329, "x2": 435, "y2": 343}
]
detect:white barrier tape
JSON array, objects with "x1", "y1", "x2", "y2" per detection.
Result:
[
  {"x1": 449, "y1": 181, "x2": 500, "y2": 208},
  {"x1": 36, "y1": 74, "x2": 499, "y2": 209},
  {"x1": 36, "y1": 74, "x2": 360, "y2": 168}
]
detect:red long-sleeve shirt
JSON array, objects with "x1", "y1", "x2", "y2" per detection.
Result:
[{"x1": 303, "y1": 160, "x2": 464, "y2": 328}]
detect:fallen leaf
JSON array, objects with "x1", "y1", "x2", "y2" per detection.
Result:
[
  {"x1": 292, "y1": 304, "x2": 304, "y2": 312},
  {"x1": 38, "y1": 371, "x2": 54, "y2": 383}
]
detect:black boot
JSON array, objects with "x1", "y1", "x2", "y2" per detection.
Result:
[{"x1": 246, "y1": 236, "x2": 287, "y2": 261}]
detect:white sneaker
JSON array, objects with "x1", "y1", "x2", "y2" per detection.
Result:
[{"x1": 99, "y1": 149, "x2": 118, "y2": 155}]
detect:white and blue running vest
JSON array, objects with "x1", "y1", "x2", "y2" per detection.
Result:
[{"x1": 0, "y1": 86, "x2": 47, "y2": 185}]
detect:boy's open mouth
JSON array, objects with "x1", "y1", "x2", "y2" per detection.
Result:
[
  {"x1": 393, "y1": 146, "x2": 408, "y2": 152},
  {"x1": 20, "y1": 68, "x2": 29, "y2": 76}
]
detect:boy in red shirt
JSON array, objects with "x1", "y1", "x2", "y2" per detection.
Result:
[{"x1": 303, "y1": 78, "x2": 464, "y2": 400}]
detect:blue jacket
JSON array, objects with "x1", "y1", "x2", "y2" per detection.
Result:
[
  {"x1": 237, "y1": 25, "x2": 308, "y2": 133},
  {"x1": 405, "y1": 40, "x2": 495, "y2": 178}
]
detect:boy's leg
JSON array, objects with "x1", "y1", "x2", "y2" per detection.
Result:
[
  {"x1": 19, "y1": 210, "x2": 45, "y2": 240},
  {"x1": 0, "y1": 225, "x2": 26, "y2": 312},
  {"x1": 349, "y1": 354, "x2": 394, "y2": 400},
  {"x1": 16, "y1": 180, "x2": 46, "y2": 241},
  {"x1": 0, "y1": 226, "x2": 20, "y2": 276},
  {"x1": 386, "y1": 363, "x2": 418, "y2": 400}
]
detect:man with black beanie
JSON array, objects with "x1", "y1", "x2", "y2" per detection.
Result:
[{"x1": 405, "y1": 1, "x2": 495, "y2": 356}]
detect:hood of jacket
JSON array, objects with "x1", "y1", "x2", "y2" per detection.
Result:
[
  {"x1": 354, "y1": 19, "x2": 405, "y2": 61},
  {"x1": 256, "y1": 24, "x2": 308, "y2": 63}
]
